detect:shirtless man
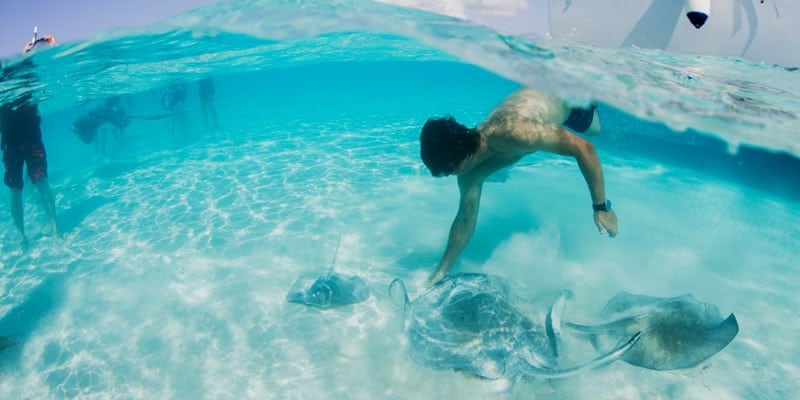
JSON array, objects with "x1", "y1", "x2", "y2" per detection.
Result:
[
  {"x1": 420, "y1": 88, "x2": 618, "y2": 286},
  {"x1": 0, "y1": 32, "x2": 60, "y2": 250}
]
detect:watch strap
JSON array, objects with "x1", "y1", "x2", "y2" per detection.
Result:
[{"x1": 593, "y1": 199, "x2": 611, "y2": 212}]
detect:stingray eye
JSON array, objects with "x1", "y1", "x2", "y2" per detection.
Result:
[{"x1": 314, "y1": 283, "x2": 333, "y2": 302}]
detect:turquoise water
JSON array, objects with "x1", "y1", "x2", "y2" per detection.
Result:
[{"x1": 1, "y1": 0, "x2": 799, "y2": 398}]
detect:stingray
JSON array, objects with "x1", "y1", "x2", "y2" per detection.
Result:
[
  {"x1": 285, "y1": 239, "x2": 369, "y2": 309},
  {"x1": 286, "y1": 272, "x2": 369, "y2": 309},
  {"x1": 564, "y1": 292, "x2": 739, "y2": 370},
  {"x1": 389, "y1": 273, "x2": 640, "y2": 380}
]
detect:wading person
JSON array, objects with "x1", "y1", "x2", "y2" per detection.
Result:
[{"x1": 1, "y1": 32, "x2": 60, "y2": 250}]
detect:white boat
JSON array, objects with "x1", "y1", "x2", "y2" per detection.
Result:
[{"x1": 548, "y1": 0, "x2": 798, "y2": 67}]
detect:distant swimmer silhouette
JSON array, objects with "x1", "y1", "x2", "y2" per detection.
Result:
[
  {"x1": 198, "y1": 76, "x2": 218, "y2": 132},
  {"x1": 419, "y1": 87, "x2": 615, "y2": 286},
  {"x1": 160, "y1": 82, "x2": 189, "y2": 144},
  {"x1": 72, "y1": 97, "x2": 130, "y2": 154}
]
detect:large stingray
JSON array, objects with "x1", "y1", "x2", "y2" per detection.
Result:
[
  {"x1": 285, "y1": 239, "x2": 369, "y2": 309},
  {"x1": 564, "y1": 292, "x2": 739, "y2": 370},
  {"x1": 389, "y1": 273, "x2": 640, "y2": 380}
]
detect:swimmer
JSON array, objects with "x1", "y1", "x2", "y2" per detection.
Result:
[
  {"x1": 198, "y1": 76, "x2": 218, "y2": 131},
  {"x1": 72, "y1": 97, "x2": 130, "y2": 155},
  {"x1": 23, "y1": 26, "x2": 56, "y2": 54},
  {"x1": 420, "y1": 87, "x2": 616, "y2": 286},
  {"x1": 1, "y1": 29, "x2": 61, "y2": 250},
  {"x1": 160, "y1": 82, "x2": 189, "y2": 144}
]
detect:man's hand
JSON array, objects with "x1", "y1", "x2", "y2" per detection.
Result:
[
  {"x1": 24, "y1": 34, "x2": 56, "y2": 53},
  {"x1": 426, "y1": 269, "x2": 446, "y2": 288},
  {"x1": 593, "y1": 209, "x2": 618, "y2": 237}
]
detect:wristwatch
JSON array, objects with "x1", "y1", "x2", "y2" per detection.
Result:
[{"x1": 593, "y1": 199, "x2": 612, "y2": 212}]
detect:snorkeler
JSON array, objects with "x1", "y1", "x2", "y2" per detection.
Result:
[
  {"x1": 72, "y1": 97, "x2": 130, "y2": 154},
  {"x1": 0, "y1": 29, "x2": 61, "y2": 250},
  {"x1": 23, "y1": 26, "x2": 56, "y2": 54},
  {"x1": 161, "y1": 82, "x2": 188, "y2": 112},
  {"x1": 420, "y1": 87, "x2": 616, "y2": 286}
]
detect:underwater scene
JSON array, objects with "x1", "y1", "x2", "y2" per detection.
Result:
[{"x1": 1, "y1": 0, "x2": 799, "y2": 399}]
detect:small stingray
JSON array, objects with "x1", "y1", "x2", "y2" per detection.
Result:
[
  {"x1": 389, "y1": 273, "x2": 640, "y2": 380},
  {"x1": 286, "y1": 272, "x2": 369, "y2": 309},
  {"x1": 286, "y1": 238, "x2": 369, "y2": 309},
  {"x1": 564, "y1": 292, "x2": 739, "y2": 370}
]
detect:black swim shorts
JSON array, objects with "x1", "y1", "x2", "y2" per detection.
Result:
[
  {"x1": 563, "y1": 104, "x2": 597, "y2": 133},
  {"x1": 2, "y1": 140, "x2": 48, "y2": 190}
]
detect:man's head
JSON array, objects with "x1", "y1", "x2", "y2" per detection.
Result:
[{"x1": 419, "y1": 117, "x2": 480, "y2": 177}]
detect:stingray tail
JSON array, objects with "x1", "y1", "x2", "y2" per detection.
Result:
[
  {"x1": 326, "y1": 236, "x2": 342, "y2": 275},
  {"x1": 561, "y1": 317, "x2": 636, "y2": 339},
  {"x1": 521, "y1": 332, "x2": 641, "y2": 379},
  {"x1": 388, "y1": 278, "x2": 409, "y2": 310},
  {"x1": 545, "y1": 290, "x2": 573, "y2": 357}
]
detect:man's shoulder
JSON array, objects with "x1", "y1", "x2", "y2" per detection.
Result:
[
  {"x1": 483, "y1": 118, "x2": 545, "y2": 149},
  {"x1": 460, "y1": 151, "x2": 523, "y2": 185}
]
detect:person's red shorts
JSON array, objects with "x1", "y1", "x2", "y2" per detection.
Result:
[{"x1": 2, "y1": 140, "x2": 48, "y2": 190}]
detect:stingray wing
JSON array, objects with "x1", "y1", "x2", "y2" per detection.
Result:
[
  {"x1": 403, "y1": 273, "x2": 529, "y2": 380},
  {"x1": 600, "y1": 291, "x2": 683, "y2": 319},
  {"x1": 621, "y1": 312, "x2": 739, "y2": 370},
  {"x1": 332, "y1": 275, "x2": 370, "y2": 305}
]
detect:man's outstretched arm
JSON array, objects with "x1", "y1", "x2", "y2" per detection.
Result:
[
  {"x1": 427, "y1": 176, "x2": 483, "y2": 287},
  {"x1": 535, "y1": 124, "x2": 618, "y2": 237}
]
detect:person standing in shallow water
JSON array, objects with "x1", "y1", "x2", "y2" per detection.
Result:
[
  {"x1": 161, "y1": 82, "x2": 189, "y2": 145},
  {"x1": 0, "y1": 34, "x2": 61, "y2": 250},
  {"x1": 420, "y1": 87, "x2": 617, "y2": 287},
  {"x1": 198, "y1": 76, "x2": 218, "y2": 132}
]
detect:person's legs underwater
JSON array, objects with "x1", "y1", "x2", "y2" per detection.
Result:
[
  {"x1": 4, "y1": 143, "x2": 29, "y2": 249},
  {"x1": 34, "y1": 178, "x2": 60, "y2": 237},
  {"x1": 9, "y1": 188, "x2": 29, "y2": 250}
]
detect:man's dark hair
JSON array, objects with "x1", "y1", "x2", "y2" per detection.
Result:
[{"x1": 419, "y1": 117, "x2": 480, "y2": 177}]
